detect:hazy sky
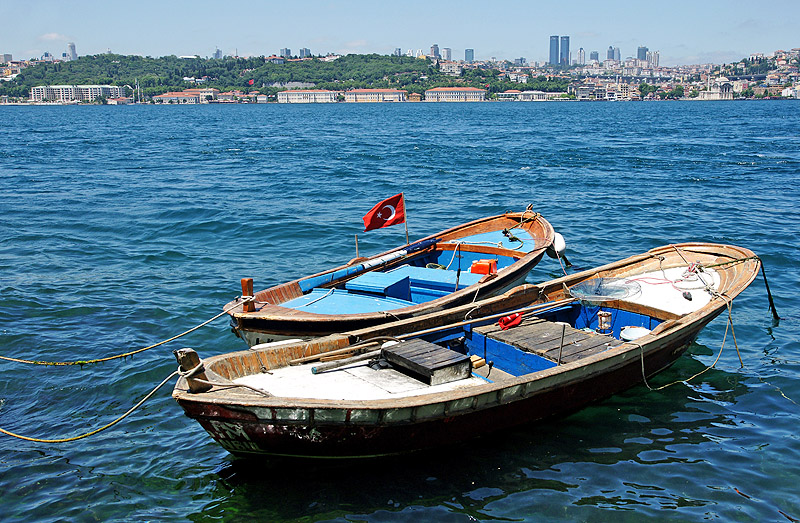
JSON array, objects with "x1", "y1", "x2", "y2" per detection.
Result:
[{"x1": 4, "y1": 0, "x2": 798, "y2": 66}]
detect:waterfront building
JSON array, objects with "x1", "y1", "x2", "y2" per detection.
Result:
[
  {"x1": 279, "y1": 48, "x2": 291, "y2": 58},
  {"x1": 430, "y1": 44, "x2": 440, "y2": 59},
  {"x1": 152, "y1": 92, "x2": 201, "y2": 104},
  {"x1": 345, "y1": 88, "x2": 407, "y2": 102},
  {"x1": 637, "y1": 46, "x2": 648, "y2": 61},
  {"x1": 67, "y1": 42, "x2": 77, "y2": 61},
  {"x1": 465, "y1": 48, "x2": 474, "y2": 63},
  {"x1": 277, "y1": 89, "x2": 339, "y2": 103},
  {"x1": 560, "y1": 36, "x2": 570, "y2": 66},
  {"x1": 549, "y1": 36, "x2": 559, "y2": 65},
  {"x1": 442, "y1": 48, "x2": 452, "y2": 61},
  {"x1": 424, "y1": 86, "x2": 486, "y2": 102},
  {"x1": 578, "y1": 48, "x2": 585, "y2": 65},
  {"x1": 183, "y1": 88, "x2": 220, "y2": 100},
  {"x1": 30, "y1": 84, "x2": 124, "y2": 102},
  {"x1": 589, "y1": 50, "x2": 599, "y2": 62}
]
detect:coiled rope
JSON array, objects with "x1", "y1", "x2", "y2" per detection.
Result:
[{"x1": 0, "y1": 297, "x2": 254, "y2": 366}]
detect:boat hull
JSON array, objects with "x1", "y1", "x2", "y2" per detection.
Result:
[{"x1": 176, "y1": 321, "x2": 705, "y2": 458}]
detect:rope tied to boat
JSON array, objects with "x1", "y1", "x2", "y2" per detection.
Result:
[
  {"x1": 0, "y1": 370, "x2": 179, "y2": 443},
  {"x1": 636, "y1": 293, "x2": 740, "y2": 392},
  {"x1": 0, "y1": 296, "x2": 255, "y2": 367}
]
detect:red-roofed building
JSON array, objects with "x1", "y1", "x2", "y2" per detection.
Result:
[{"x1": 152, "y1": 92, "x2": 200, "y2": 104}]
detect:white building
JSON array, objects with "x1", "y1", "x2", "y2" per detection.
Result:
[
  {"x1": 277, "y1": 89, "x2": 339, "y2": 103},
  {"x1": 439, "y1": 61, "x2": 463, "y2": 76},
  {"x1": 30, "y1": 84, "x2": 125, "y2": 102},
  {"x1": 344, "y1": 89, "x2": 407, "y2": 102},
  {"x1": 424, "y1": 87, "x2": 486, "y2": 102}
]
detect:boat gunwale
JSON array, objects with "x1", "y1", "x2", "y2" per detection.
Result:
[{"x1": 225, "y1": 212, "x2": 555, "y2": 320}]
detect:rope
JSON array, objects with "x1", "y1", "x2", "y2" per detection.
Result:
[
  {"x1": 0, "y1": 297, "x2": 254, "y2": 367},
  {"x1": 637, "y1": 296, "x2": 737, "y2": 391},
  {"x1": 0, "y1": 370, "x2": 179, "y2": 443}
]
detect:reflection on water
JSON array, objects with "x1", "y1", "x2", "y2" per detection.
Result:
[{"x1": 196, "y1": 342, "x2": 795, "y2": 522}]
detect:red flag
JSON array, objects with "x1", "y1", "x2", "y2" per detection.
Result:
[
  {"x1": 363, "y1": 193, "x2": 405, "y2": 232},
  {"x1": 248, "y1": 79, "x2": 255, "y2": 85}
]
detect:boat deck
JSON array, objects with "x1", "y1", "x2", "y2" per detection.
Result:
[{"x1": 473, "y1": 317, "x2": 624, "y2": 364}]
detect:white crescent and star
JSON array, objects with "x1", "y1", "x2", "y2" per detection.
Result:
[{"x1": 377, "y1": 204, "x2": 396, "y2": 221}]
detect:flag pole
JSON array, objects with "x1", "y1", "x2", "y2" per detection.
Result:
[
  {"x1": 403, "y1": 192, "x2": 409, "y2": 245},
  {"x1": 355, "y1": 234, "x2": 359, "y2": 258}
]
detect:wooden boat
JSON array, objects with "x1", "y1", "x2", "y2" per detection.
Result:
[
  {"x1": 174, "y1": 243, "x2": 761, "y2": 458},
  {"x1": 226, "y1": 211, "x2": 555, "y2": 345}
]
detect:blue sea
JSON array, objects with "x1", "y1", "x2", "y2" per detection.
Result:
[{"x1": 1, "y1": 100, "x2": 799, "y2": 522}]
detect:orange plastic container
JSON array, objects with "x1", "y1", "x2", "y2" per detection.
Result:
[{"x1": 470, "y1": 259, "x2": 497, "y2": 275}]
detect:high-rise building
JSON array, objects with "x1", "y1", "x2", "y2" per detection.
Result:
[
  {"x1": 430, "y1": 44, "x2": 440, "y2": 59},
  {"x1": 465, "y1": 49, "x2": 474, "y2": 63},
  {"x1": 647, "y1": 50, "x2": 660, "y2": 67},
  {"x1": 1, "y1": 53, "x2": 11, "y2": 63},
  {"x1": 613, "y1": 47, "x2": 621, "y2": 61},
  {"x1": 279, "y1": 48, "x2": 291, "y2": 58},
  {"x1": 560, "y1": 36, "x2": 570, "y2": 66},
  {"x1": 393, "y1": 48, "x2": 402, "y2": 57},
  {"x1": 589, "y1": 50, "x2": 599, "y2": 62},
  {"x1": 299, "y1": 48, "x2": 311, "y2": 58},
  {"x1": 607, "y1": 46, "x2": 614, "y2": 60},
  {"x1": 549, "y1": 36, "x2": 559, "y2": 65},
  {"x1": 67, "y1": 42, "x2": 77, "y2": 61},
  {"x1": 637, "y1": 46, "x2": 648, "y2": 61},
  {"x1": 442, "y1": 47, "x2": 451, "y2": 61},
  {"x1": 578, "y1": 48, "x2": 585, "y2": 65},
  {"x1": 213, "y1": 48, "x2": 222, "y2": 59}
]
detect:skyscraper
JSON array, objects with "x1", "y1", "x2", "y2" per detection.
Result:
[
  {"x1": 549, "y1": 36, "x2": 559, "y2": 65},
  {"x1": 590, "y1": 50, "x2": 599, "y2": 62},
  {"x1": 465, "y1": 49, "x2": 474, "y2": 63},
  {"x1": 393, "y1": 48, "x2": 402, "y2": 57},
  {"x1": 613, "y1": 47, "x2": 621, "y2": 61},
  {"x1": 607, "y1": 46, "x2": 614, "y2": 60},
  {"x1": 560, "y1": 36, "x2": 570, "y2": 66},
  {"x1": 299, "y1": 48, "x2": 311, "y2": 58},
  {"x1": 213, "y1": 47, "x2": 222, "y2": 59},
  {"x1": 637, "y1": 46, "x2": 648, "y2": 61},
  {"x1": 442, "y1": 48, "x2": 451, "y2": 61},
  {"x1": 67, "y1": 42, "x2": 77, "y2": 61},
  {"x1": 279, "y1": 48, "x2": 291, "y2": 58},
  {"x1": 578, "y1": 48, "x2": 585, "y2": 65},
  {"x1": 430, "y1": 44, "x2": 440, "y2": 59}
]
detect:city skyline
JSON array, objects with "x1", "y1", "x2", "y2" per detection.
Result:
[{"x1": 3, "y1": 0, "x2": 799, "y2": 67}]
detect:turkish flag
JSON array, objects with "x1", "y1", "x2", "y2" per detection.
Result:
[
  {"x1": 248, "y1": 79, "x2": 255, "y2": 85},
  {"x1": 363, "y1": 193, "x2": 405, "y2": 232}
]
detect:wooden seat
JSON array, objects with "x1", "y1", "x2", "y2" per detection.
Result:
[{"x1": 474, "y1": 317, "x2": 623, "y2": 364}]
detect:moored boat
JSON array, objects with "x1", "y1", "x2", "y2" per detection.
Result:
[
  {"x1": 174, "y1": 243, "x2": 761, "y2": 458},
  {"x1": 226, "y1": 211, "x2": 555, "y2": 345}
]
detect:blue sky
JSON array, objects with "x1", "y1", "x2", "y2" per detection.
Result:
[{"x1": 4, "y1": 0, "x2": 798, "y2": 66}]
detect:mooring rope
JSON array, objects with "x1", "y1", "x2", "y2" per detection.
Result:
[
  {"x1": 0, "y1": 297, "x2": 254, "y2": 367},
  {"x1": 0, "y1": 370, "x2": 179, "y2": 443}
]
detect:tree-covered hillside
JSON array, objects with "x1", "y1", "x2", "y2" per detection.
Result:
[{"x1": 0, "y1": 53, "x2": 570, "y2": 99}]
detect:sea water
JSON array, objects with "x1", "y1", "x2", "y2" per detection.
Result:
[{"x1": 1, "y1": 101, "x2": 798, "y2": 521}]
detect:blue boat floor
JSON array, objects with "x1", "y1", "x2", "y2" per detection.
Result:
[{"x1": 282, "y1": 288, "x2": 414, "y2": 314}]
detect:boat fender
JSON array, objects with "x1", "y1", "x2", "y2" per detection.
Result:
[
  {"x1": 498, "y1": 312, "x2": 523, "y2": 330},
  {"x1": 546, "y1": 232, "x2": 567, "y2": 260}
]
